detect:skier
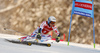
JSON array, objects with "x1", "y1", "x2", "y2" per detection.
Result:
[{"x1": 19, "y1": 16, "x2": 60, "y2": 43}]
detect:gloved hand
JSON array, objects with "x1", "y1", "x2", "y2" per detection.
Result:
[
  {"x1": 56, "y1": 36, "x2": 60, "y2": 42},
  {"x1": 36, "y1": 33, "x2": 41, "y2": 40}
]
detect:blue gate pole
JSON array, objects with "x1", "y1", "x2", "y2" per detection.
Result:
[
  {"x1": 92, "y1": 0, "x2": 95, "y2": 48},
  {"x1": 68, "y1": 14, "x2": 73, "y2": 46},
  {"x1": 93, "y1": 17, "x2": 95, "y2": 48},
  {"x1": 68, "y1": 0, "x2": 75, "y2": 46}
]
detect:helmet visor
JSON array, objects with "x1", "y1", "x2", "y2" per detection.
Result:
[{"x1": 50, "y1": 21, "x2": 55, "y2": 24}]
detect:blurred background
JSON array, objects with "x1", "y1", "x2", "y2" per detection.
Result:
[{"x1": 0, "y1": 0, "x2": 100, "y2": 45}]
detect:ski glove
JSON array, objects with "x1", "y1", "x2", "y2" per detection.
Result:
[
  {"x1": 36, "y1": 33, "x2": 41, "y2": 40},
  {"x1": 56, "y1": 33, "x2": 60, "y2": 42},
  {"x1": 56, "y1": 36, "x2": 60, "y2": 42}
]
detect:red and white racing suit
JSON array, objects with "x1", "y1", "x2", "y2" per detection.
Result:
[{"x1": 21, "y1": 21, "x2": 60, "y2": 42}]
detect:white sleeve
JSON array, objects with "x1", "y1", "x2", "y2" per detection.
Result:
[
  {"x1": 53, "y1": 26, "x2": 60, "y2": 36},
  {"x1": 40, "y1": 21, "x2": 46, "y2": 29}
]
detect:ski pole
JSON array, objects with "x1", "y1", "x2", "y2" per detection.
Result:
[{"x1": 4, "y1": 28, "x2": 31, "y2": 36}]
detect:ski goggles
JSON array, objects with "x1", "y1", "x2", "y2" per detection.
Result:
[{"x1": 50, "y1": 21, "x2": 55, "y2": 24}]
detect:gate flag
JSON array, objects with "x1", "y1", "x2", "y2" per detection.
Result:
[{"x1": 68, "y1": 0, "x2": 95, "y2": 48}]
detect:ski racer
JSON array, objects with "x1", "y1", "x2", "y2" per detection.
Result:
[{"x1": 19, "y1": 16, "x2": 60, "y2": 43}]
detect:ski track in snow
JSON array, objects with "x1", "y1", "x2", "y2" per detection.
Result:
[{"x1": 0, "y1": 33, "x2": 100, "y2": 53}]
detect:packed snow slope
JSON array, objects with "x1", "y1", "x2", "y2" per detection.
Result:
[{"x1": 0, "y1": 34, "x2": 100, "y2": 53}]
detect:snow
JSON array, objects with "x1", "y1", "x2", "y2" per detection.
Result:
[{"x1": 0, "y1": 33, "x2": 100, "y2": 53}]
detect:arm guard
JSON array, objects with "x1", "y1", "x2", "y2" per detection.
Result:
[{"x1": 38, "y1": 28, "x2": 42, "y2": 33}]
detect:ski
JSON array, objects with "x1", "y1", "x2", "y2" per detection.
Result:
[{"x1": 5, "y1": 39, "x2": 51, "y2": 47}]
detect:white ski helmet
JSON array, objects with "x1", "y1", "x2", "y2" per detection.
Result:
[{"x1": 48, "y1": 16, "x2": 56, "y2": 24}]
